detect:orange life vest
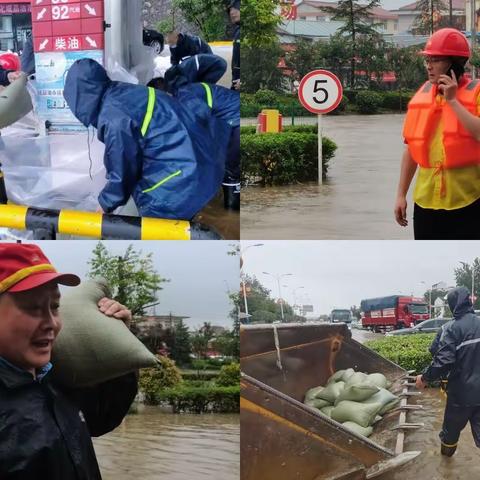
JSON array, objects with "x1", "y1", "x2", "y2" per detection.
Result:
[{"x1": 403, "y1": 78, "x2": 480, "y2": 168}]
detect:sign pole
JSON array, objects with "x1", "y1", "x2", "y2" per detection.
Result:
[{"x1": 318, "y1": 113, "x2": 323, "y2": 185}]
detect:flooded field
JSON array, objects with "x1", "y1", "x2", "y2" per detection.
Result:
[
  {"x1": 241, "y1": 114, "x2": 413, "y2": 240},
  {"x1": 94, "y1": 408, "x2": 239, "y2": 480}
]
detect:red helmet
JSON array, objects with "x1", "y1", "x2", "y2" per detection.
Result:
[
  {"x1": 0, "y1": 53, "x2": 21, "y2": 71},
  {"x1": 421, "y1": 28, "x2": 470, "y2": 58}
]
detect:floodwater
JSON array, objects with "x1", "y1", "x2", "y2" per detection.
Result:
[
  {"x1": 241, "y1": 114, "x2": 413, "y2": 240},
  {"x1": 352, "y1": 328, "x2": 480, "y2": 479},
  {"x1": 93, "y1": 407, "x2": 240, "y2": 480},
  {"x1": 195, "y1": 191, "x2": 240, "y2": 240}
]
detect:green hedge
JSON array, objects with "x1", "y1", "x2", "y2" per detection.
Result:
[
  {"x1": 181, "y1": 371, "x2": 220, "y2": 381},
  {"x1": 365, "y1": 333, "x2": 436, "y2": 373},
  {"x1": 156, "y1": 386, "x2": 240, "y2": 413},
  {"x1": 241, "y1": 90, "x2": 413, "y2": 117},
  {"x1": 242, "y1": 132, "x2": 337, "y2": 185},
  {"x1": 241, "y1": 125, "x2": 319, "y2": 136}
]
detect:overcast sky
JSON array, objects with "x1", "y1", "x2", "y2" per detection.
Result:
[
  {"x1": 15, "y1": 241, "x2": 239, "y2": 329},
  {"x1": 241, "y1": 241, "x2": 479, "y2": 317}
]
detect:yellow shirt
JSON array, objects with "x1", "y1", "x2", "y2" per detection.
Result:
[{"x1": 413, "y1": 94, "x2": 480, "y2": 210}]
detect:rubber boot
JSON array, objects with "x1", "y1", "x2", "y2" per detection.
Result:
[
  {"x1": 440, "y1": 443, "x2": 457, "y2": 457},
  {"x1": 222, "y1": 183, "x2": 240, "y2": 211}
]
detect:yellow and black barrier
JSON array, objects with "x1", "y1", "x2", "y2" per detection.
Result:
[{"x1": 0, "y1": 205, "x2": 221, "y2": 240}]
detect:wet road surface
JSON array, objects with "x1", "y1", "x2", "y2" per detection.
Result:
[
  {"x1": 241, "y1": 114, "x2": 414, "y2": 240},
  {"x1": 94, "y1": 408, "x2": 239, "y2": 480}
]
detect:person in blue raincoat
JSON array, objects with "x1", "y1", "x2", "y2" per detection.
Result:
[
  {"x1": 63, "y1": 58, "x2": 230, "y2": 220},
  {"x1": 163, "y1": 54, "x2": 240, "y2": 210},
  {"x1": 166, "y1": 31, "x2": 213, "y2": 66}
]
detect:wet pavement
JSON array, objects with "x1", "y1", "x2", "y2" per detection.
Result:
[
  {"x1": 93, "y1": 408, "x2": 239, "y2": 480},
  {"x1": 241, "y1": 114, "x2": 414, "y2": 240}
]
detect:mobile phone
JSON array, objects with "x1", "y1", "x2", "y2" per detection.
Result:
[{"x1": 447, "y1": 63, "x2": 463, "y2": 80}]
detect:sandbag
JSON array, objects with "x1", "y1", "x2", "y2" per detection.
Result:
[
  {"x1": 342, "y1": 421, "x2": 373, "y2": 437},
  {"x1": 363, "y1": 388, "x2": 400, "y2": 415},
  {"x1": 327, "y1": 369, "x2": 346, "y2": 383},
  {"x1": 321, "y1": 405, "x2": 334, "y2": 417},
  {"x1": 331, "y1": 400, "x2": 383, "y2": 428},
  {"x1": 305, "y1": 385, "x2": 324, "y2": 401},
  {"x1": 334, "y1": 382, "x2": 379, "y2": 406},
  {"x1": 305, "y1": 398, "x2": 330, "y2": 409},
  {"x1": 317, "y1": 381, "x2": 345, "y2": 403},
  {"x1": 0, "y1": 73, "x2": 33, "y2": 129},
  {"x1": 52, "y1": 279, "x2": 158, "y2": 387},
  {"x1": 345, "y1": 372, "x2": 368, "y2": 387},
  {"x1": 366, "y1": 373, "x2": 388, "y2": 389},
  {"x1": 341, "y1": 368, "x2": 355, "y2": 382}
]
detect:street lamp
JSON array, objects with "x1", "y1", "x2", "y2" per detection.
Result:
[
  {"x1": 240, "y1": 244, "x2": 264, "y2": 321},
  {"x1": 263, "y1": 271, "x2": 293, "y2": 322},
  {"x1": 292, "y1": 286, "x2": 305, "y2": 314}
]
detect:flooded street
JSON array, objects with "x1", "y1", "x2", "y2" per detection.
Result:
[
  {"x1": 241, "y1": 114, "x2": 413, "y2": 240},
  {"x1": 352, "y1": 328, "x2": 480, "y2": 479},
  {"x1": 93, "y1": 407, "x2": 239, "y2": 480}
]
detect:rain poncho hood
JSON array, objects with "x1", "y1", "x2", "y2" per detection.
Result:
[
  {"x1": 447, "y1": 286, "x2": 474, "y2": 319},
  {"x1": 64, "y1": 59, "x2": 110, "y2": 128},
  {"x1": 64, "y1": 59, "x2": 229, "y2": 220}
]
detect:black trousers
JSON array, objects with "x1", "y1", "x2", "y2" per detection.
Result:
[
  {"x1": 440, "y1": 399, "x2": 480, "y2": 448},
  {"x1": 413, "y1": 198, "x2": 480, "y2": 240},
  {"x1": 224, "y1": 125, "x2": 240, "y2": 184}
]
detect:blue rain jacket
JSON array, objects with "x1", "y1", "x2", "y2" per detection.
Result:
[
  {"x1": 63, "y1": 59, "x2": 228, "y2": 220},
  {"x1": 170, "y1": 33, "x2": 212, "y2": 65},
  {"x1": 165, "y1": 54, "x2": 227, "y2": 93}
]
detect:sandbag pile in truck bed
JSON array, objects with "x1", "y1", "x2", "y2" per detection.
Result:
[{"x1": 303, "y1": 368, "x2": 400, "y2": 437}]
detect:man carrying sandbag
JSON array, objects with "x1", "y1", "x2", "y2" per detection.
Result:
[
  {"x1": 416, "y1": 286, "x2": 480, "y2": 457},
  {"x1": 0, "y1": 243, "x2": 137, "y2": 479}
]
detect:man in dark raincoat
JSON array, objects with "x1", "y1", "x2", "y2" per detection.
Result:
[
  {"x1": 228, "y1": 0, "x2": 240, "y2": 91},
  {"x1": 0, "y1": 243, "x2": 137, "y2": 479},
  {"x1": 164, "y1": 54, "x2": 240, "y2": 210},
  {"x1": 416, "y1": 286, "x2": 480, "y2": 456},
  {"x1": 166, "y1": 31, "x2": 213, "y2": 66},
  {"x1": 63, "y1": 58, "x2": 229, "y2": 220}
]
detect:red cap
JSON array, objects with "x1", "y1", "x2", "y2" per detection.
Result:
[
  {"x1": 0, "y1": 53, "x2": 21, "y2": 72},
  {"x1": 0, "y1": 243, "x2": 80, "y2": 294}
]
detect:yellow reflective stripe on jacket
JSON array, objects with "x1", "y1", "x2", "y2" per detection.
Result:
[
  {"x1": 141, "y1": 87, "x2": 156, "y2": 136},
  {"x1": 201, "y1": 82, "x2": 213, "y2": 109},
  {"x1": 142, "y1": 170, "x2": 182, "y2": 194}
]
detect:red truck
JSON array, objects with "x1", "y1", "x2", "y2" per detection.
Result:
[{"x1": 360, "y1": 295, "x2": 430, "y2": 331}]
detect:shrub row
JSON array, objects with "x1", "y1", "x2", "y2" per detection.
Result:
[
  {"x1": 241, "y1": 89, "x2": 414, "y2": 117},
  {"x1": 156, "y1": 386, "x2": 240, "y2": 413},
  {"x1": 241, "y1": 131, "x2": 337, "y2": 185},
  {"x1": 365, "y1": 333, "x2": 436, "y2": 373}
]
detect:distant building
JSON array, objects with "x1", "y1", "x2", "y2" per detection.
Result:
[
  {"x1": 391, "y1": 0, "x2": 465, "y2": 34},
  {"x1": 136, "y1": 313, "x2": 190, "y2": 332}
]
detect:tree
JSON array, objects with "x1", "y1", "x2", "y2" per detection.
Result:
[
  {"x1": 388, "y1": 44, "x2": 425, "y2": 94},
  {"x1": 455, "y1": 259, "x2": 480, "y2": 310},
  {"x1": 172, "y1": 0, "x2": 227, "y2": 41},
  {"x1": 350, "y1": 305, "x2": 362, "y2": 321},
  {"x1": 412, "y1": 0, "x2": 446, "y2": 35},
  {"x1": 243, "y1": 0, "x2": 282, "y2": 48},
  {"x1": 191, "y1": 322, "x2": 215, "y2": 358},
  {"x1": 285, "y1": 38, "x2": 324, "y2": 81},
  {"x1": 242, "y1": 41, "x2": 284, "y2": 92},
  {"x1": 321, "y1": 0, "x2": 381, "y2": 88},
  {"x1": 87, "y1": 242, "x2": 168, "y2": 316},
  {"x1": 165, "y1": 319, "x2": 192, "y2": 366}
]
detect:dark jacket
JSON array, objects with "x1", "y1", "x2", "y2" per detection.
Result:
[
  {"x1": 21, "y1": 34, "x2": 35, "y2": 76},
  {"x1": 63, "y1": 59, "x2": 229, "y2": 220},
  {"x1": 0, "y1": 66, "x2": 13, "y2": 87},
  {"x1": 422, "y1": 287, "x2": 480, "y2": 406},
  {"x1": 170, "y1": 33, "x2": 212, "y2": 66},
  {"x1": 429, "y1": 319, "x2": 454, "y2": 356},
  {"x1": 0, "y1": 359, "x2": 137, "y2": 479},
  {"x1": 232, "y1": 24, "x2": 240, "y2": 86},
  {"x1": 164, "y1": 54, "x2": 227, "y2": 94}
]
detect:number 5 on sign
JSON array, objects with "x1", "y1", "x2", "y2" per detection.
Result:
[{"x1": 298, "y1": 70, "x2": 343, "y2": 185}]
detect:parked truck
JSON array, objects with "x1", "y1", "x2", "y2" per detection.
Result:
[
  {"x1": 360, "y1": 295, "x2": 429, "y2": 331},
  {"x1": 330, "y1": 308, "x2": 353, "y2": 324}
]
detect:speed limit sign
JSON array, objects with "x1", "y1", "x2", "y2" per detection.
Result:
[
  {"x1": 297, "y1": 70, "x2": 343, "y2": 184},
  {"x1": 298, "y1": 70, "x2": 343, "y2": 115}
]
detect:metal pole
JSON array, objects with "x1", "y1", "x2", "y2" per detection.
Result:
[
  {"x1": 472, "y1": 262, "x2": 475, "y2": 305},
  {"x1": 318, "y1": 114, "x2": 323, "y2": 185},
  {"x1": 472, "y1": 0, "x2": 477, "y2": 80},
  {"x1": 278, "y1": 275, "x2": 285, "y2": 322},
  {"x1": 242, "y1": 276, "x2": 249, "y2": 318},
  {"x1": 429, "y1": 288, "x2": 432, "y2": 317}
]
